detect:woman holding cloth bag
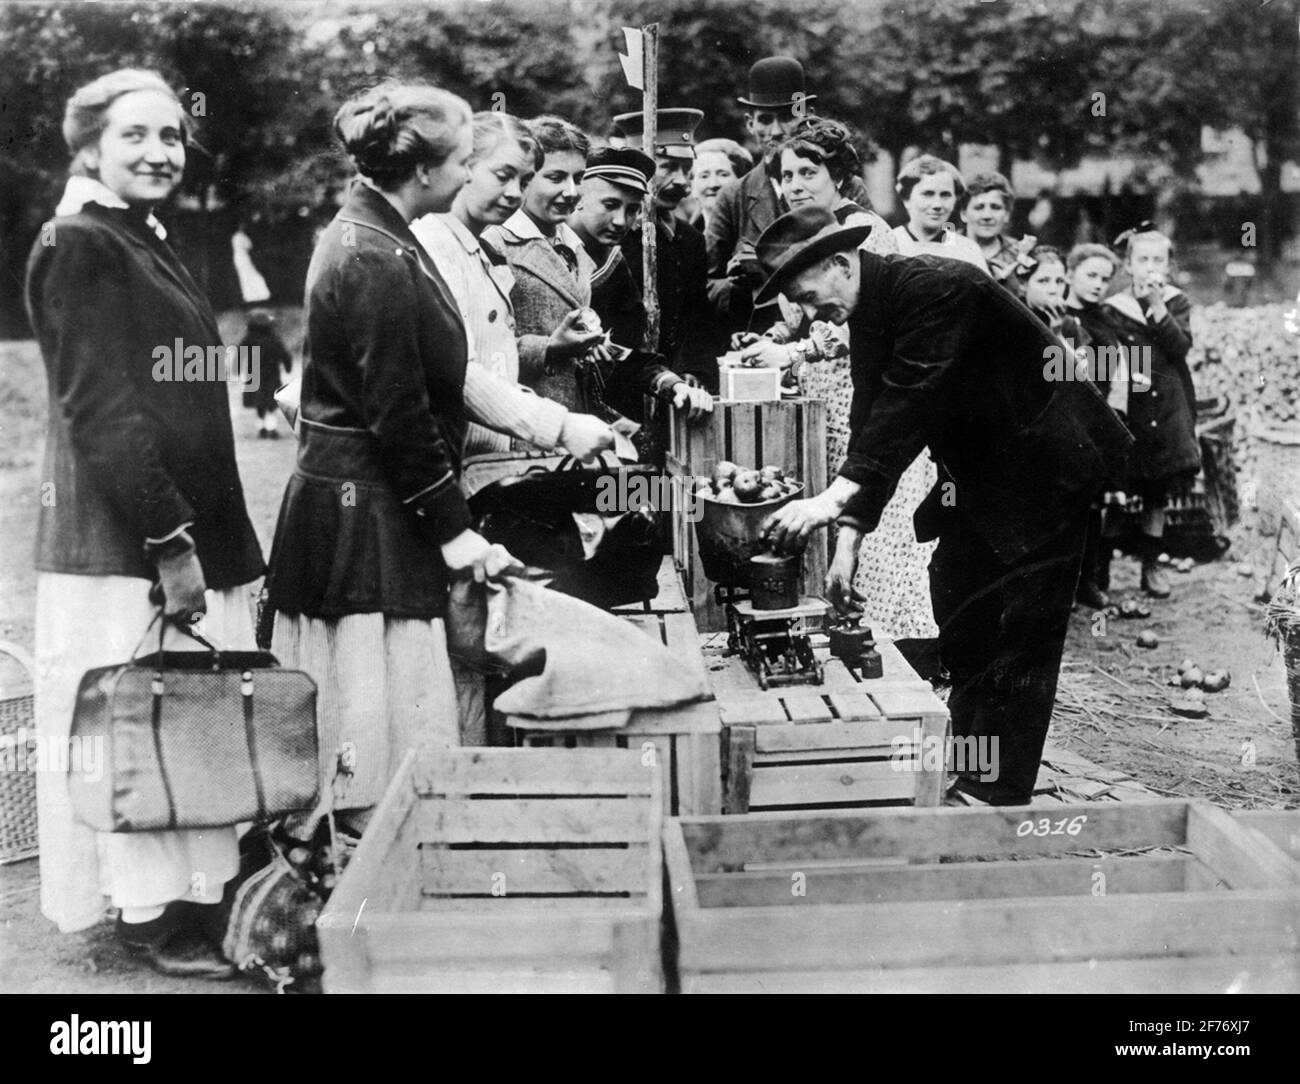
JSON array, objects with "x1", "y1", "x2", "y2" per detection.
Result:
[
  {"x1": 26, "y1": 70, "x2": 265, "y2": 977},
  {"x1": 264, "y1": 83, "x2": 524, "y2": 820}
]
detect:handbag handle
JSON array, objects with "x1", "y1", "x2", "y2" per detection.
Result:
[{"x1": 128, "y1": 610, "x2": 225, "y2": 667}]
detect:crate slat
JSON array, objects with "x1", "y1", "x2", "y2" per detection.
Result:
[
  {"x1": 683, "y1": 954, "x2": 1300, "y2": 994},
  {"x1": 680, "y1": 802, "x2": 1190, "y2": 871},
  {"x1": 415, "y1": 748, "x2": 657, "y2": 797},
  {"x1": 750, "y1": 761, "x2": 917, "y2": 807},
  {"x1": 677, "y1": 891, "x2": 1300, "y2": 972},
  {"x1": 754, "y1": 720, "x2": 918, "y2": 755},
  {"x1": 421, "y1": 796, "x2": 650, "y2": 845},
  {"x1": 693, "y1": 854, "x2": 1194, "y2": 907},
  {"x1": 421, "y1": 845, "x2": 651, "y2": 896}
]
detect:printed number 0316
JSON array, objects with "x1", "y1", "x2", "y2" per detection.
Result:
[{"x1": 1016, "y1": 815, "x2": 1087, "y2": 838}]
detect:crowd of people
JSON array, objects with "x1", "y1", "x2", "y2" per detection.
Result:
[{"x1": 25, "y1": 54, "x2": 1198, "y2": 977}]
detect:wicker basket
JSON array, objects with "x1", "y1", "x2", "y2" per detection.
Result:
[
  {"x1": 0, "y1": 640, "x2": 37, "y2": 864},
  {"x1": 1253, "y1": 411, "x2": 1300, "y2": 538}
]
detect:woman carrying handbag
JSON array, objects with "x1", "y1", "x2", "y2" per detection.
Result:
[{"x1": 25, "y1": 70, "x2": 265, "y2": 977}]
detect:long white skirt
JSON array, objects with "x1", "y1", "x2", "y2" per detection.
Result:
[
  {"x1": 271, "y1": 612, "x2": 460, "y2": 811},
  {"x1": 34, "y1": 574, "x2": 253, "y2": 933}
]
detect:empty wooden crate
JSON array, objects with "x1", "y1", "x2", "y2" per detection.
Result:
[
  {"x1": 319, "y1": 747, "x2": 664, "y2": 993},
  {"x1": 666, "y1": 799, "x2": 1300, "y2": 993}
]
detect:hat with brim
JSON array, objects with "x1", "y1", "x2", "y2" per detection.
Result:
[
  {"x1": 737, "y1": 56, "x2": 818, "y2": 110},
  {"x1": 753, "y1": 206, "x2": 871, "y2": 305},
  {"x1": 612, "y1": 108, "x2": 703, "y2": 161}
]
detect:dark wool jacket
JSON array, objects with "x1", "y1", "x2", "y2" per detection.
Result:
[
  {"x1": 1099, "y1": 288, "x2": 1200, "y2": 483},
  {"x1": 265, "y1": 182, "x2": 472, "y2": 619},
  {"x1": 26, "y1": 203, "x2": 263, "y2": 589},
  {"x1": 837, "y1": 252, "x2": 1134, "y2": 565},
  {"x1": 620, "y1": 216, "x2": 724, "y2": 391}
]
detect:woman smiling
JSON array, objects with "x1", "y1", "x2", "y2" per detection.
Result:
[
  {"x1": 892, "y1": 155, "x2": 988, "y2": 272},
  {"x1": 26, "y1": 69, "x2": 263, "y2": 976}
]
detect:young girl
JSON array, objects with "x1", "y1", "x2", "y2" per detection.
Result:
[
  {"x1": 1067, "y1": 243, "x2": 1126, "y2": 605},
  {"x1": 1018, "y1": 245, "x2": 1089, "y2": 354},
  {"x1": 1101, "y1": 225, "x2": 1198, "y2": 598}
]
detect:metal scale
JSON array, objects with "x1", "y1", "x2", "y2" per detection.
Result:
[
  {"x1": 715, "y1": 552, "x2": 885, "y2": 690},
  {"x1": 713, "y1": 551, "x2": 825, "y2": 690}
]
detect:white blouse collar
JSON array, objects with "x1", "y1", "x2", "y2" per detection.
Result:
[{"x1": 55, "y1": 176, "x2": 168, "y2": 240}]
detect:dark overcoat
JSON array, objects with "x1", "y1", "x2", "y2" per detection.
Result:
[{"x1": 837, "y1": 252, "x2": 1135, "y2": 565}]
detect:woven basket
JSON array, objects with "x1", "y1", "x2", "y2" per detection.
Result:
[
  {"x1": 1286, "y1": 640, "x2": 1300, "y2": 768},
  {"x1": 0, "y1": 640, "x2": 37, "y2": 864},
  {"x1": 1253, "y1": 411, "x2": 1300, "y2": 537}
]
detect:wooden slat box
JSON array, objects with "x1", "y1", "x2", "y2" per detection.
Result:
[
  {"x1": 653, "y1": 397, "x2": 829, "y2": 632},
  {"x1": 666, "y1": 800, "x2": 1300, "y2": 993},
  {"x1": 708, "y1": 636, "x2": 950, "y2": 813},
  {"x1": 511, "y1": 611, "x2": 722, "y2": 817},
  {"x1": 318, "y1": 747, "x2": 664, "y2": 993}
]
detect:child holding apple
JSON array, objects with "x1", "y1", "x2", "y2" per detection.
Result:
[{"x1": 1100, "y1": 225, "x2": 1199, "y2": 599}]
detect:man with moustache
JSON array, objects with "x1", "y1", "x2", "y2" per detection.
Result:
[
  {"x1": 707, "y1": 56, "x2": 872, "y2": 332},
  {"x1": 756, "y1": 207, "x2": 1132, "y2": 806},
  {"x1": 567, "y1": 145, "x2": 712, "y2": 423},
  {"x1": 612, "y1": 108, "x2": 724, "y2": 393}
]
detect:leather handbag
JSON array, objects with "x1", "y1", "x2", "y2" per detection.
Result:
[
  {"x1": 467, "y1": 454, "x2": 665, "y2": 609},
  {"x1": 68, "y1": 615, "x2": 319, "y2": 832}
]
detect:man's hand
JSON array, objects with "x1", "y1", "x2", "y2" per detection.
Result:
[
  {"x1": 729, "y1": 331, "x2": 762, "y2": 351},
  {"x1": 825, "y1": 525, "x2": 865, "y2": 615},
  {"x1": 738, "y1": 337, "x2": 792, "y2": 369},
  {"x1": 761, "y1": 492, "x2": 842, "y2": 553},
  {"x1": 559, "y1": 412, "x2": 615, "y2": 462},
  {"x1": 672, "y1": 380, "x2": 713, "y2": 421}
]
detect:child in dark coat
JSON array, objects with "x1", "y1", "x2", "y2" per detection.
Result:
[
  {"x1": 1100, "y1": 226, "x2": 1199, "y2": 598},
  {"x1": 240, "y1": 308, "x2": 293, "y2": 439}
]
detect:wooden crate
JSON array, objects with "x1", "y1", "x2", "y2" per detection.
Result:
[
  {"x1": 665, "y1": 799, "x2": 1300, "y2": 993},
  {"x1": 318, "y1": 747, "x2": 664, "y2": 993},
  {"x1": 1233, "y1": 809, "x2": 1300, "y2": 860},
  {"x1": 511, "y1": 611, "x2": 722, "y2": 816},
  {"x1": 709, "y1": 636, "x2": 950, "y2": 813},
  {"x1": 656, "y1": 396, "x2": 829, "y2": 632}
]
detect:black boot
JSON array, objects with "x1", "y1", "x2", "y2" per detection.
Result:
[
  {"x1": 117, "y1": 903, "x2": 236, "y2": 980},
  {"x1": 1140, "y1": 536, "x2": 1171, "y2": 599},
  {"x1": 1075, "y1": 507, "x2": 1110, "y2": 609}
]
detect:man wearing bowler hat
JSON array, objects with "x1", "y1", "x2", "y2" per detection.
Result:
[
  {"x1": 612, "y1": 107, "x2": 724, "y2": 393},
  {"x1": 757, "y1": 206, "x2": 1133, "y2": 806},
  {"x1": 707, "y1": 56, "x2": 872, "y2": 332}
]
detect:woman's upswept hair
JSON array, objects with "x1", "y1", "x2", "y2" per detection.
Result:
[
  {"x1": 334, "y1": 82, "x2": 473, "y2": 188},
  {"x1": 63, "y1": 69, "x2": 186, "y2": 175},
  {"x1": 470, "y1": 111, "x2": 542, "y2": 171},
  {"x1": 772, "y1": 117, "x2": 862, "y2": 190},
  {"x1": 895, "y1": 153, "x2": 966, "y2": 203},
  {"x1": 526, "y1": 115, "x2": 590, "y2": 161}
]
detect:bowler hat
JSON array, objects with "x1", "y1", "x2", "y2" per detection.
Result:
[
  {"x1": 737, "y1": 56, "x2": 817, "y2": 111},
  {"x1": 612, "y1": 108, "x2": 703, "y2": 160},
  {"x1": 753, "y1": 206, "x2": 870, "y2": 305}
]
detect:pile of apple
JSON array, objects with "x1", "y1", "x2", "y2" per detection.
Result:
[{"x1": 696, "y1": 460, "x2": 802, "y2": 505}]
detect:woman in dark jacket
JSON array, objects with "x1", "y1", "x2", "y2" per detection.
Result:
[
  {"x1": 265, "y1": 83, "x2": 519, "y2": 819},
  {"x1": 26, "y1": 69, "x2": 264, "y2": 976},
  {"x1": 1101, "y1": 226, "x2": 1199, "y2": 598}
]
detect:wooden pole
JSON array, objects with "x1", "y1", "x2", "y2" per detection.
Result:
[{"x1": 640, "y1": 23, "x2": 659, "y2": 353}]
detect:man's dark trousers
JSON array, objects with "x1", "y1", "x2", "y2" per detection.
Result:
[{"x1": 929, "y1": 507, "x2": 1088, "y2": 804}]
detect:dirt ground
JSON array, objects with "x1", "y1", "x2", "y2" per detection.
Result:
[{"x1": 1, "y1": 312, "x2": 1296, "y2": 993}]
